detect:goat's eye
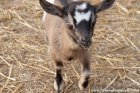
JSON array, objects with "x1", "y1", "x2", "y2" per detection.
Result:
[{"x1": 68, "y1": 25, "x2": 73, "y2": 30}]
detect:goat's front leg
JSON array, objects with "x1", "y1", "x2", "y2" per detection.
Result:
[
  {"x1": 54, "y1": 61, "x2": 64, "y2": 93},
  {"x1": 79, "y1": 56, "x2": 90, "y2": 91}
]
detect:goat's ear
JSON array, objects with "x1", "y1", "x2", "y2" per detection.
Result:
[
  {"x1": 39, "y1": 0, "x2": 63, "y2": 18},
  {"x1": 94, "y1": 0, "x2": 115, "y2": 13}
]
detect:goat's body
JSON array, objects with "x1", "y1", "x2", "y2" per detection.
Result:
[
  {"x1": 40, "y1": 0, "x2": 115, "y2": 92},
  {"x1": 42, "y1": 1, "x2": 90, "y2": 92}
]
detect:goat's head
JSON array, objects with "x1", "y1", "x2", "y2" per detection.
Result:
[{"x1": 39, "y1": 0, "x2": 115, "y2": 49}]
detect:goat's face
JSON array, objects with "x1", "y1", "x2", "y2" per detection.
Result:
[
  {"x1": 63, "y1": 2, "x2": 96, "y2": 48},
  {"x1": 39, "y1": 0, "x2": 115, "y2": 49}
]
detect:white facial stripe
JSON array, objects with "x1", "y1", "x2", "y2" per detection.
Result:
[
  {"x1": 74, "y1": 10, "x2": 92, "y2": 24},
  {"x1": 76, "y1": 3, "x2": 87, "y2": 10}
]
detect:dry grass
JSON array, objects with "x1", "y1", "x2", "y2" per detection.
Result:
[{"x1": 0, "y1": 0, "x2": 140, "y2": 93}]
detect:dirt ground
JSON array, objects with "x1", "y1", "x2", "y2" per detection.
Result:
[{"x1": 0, "y1": 0, "x2": 140, "y2": 93}]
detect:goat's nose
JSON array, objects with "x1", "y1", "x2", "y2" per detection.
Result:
[
  {"x1": 81, "y1": 38, "x2": 91, "y2": 45},
  {"x1": 81, "y1": 36, "x2": 90, "y2": 42}
]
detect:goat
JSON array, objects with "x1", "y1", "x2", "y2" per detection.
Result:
[{"x1": 39, "y1": 0, "x2": 115, "y2": 92}]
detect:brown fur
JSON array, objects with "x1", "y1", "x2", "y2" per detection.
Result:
[{"x1": 43, "y1": 2, "x2": 90, "y2": 91}]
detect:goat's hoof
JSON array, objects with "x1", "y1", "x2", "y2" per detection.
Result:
[
  {"x1": 79, "y1": 82, "x2": 85, "y2": 91},
  {"x1": 78, "y1": 80, "x2": 88, "y2": 91},
  {"x1": 54, "y1": 80, "x2": 65, "y2": 93}
]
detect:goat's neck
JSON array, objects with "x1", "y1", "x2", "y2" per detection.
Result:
[{"x1": 61, "y1": 25, "x2": 79, "y2": 50}]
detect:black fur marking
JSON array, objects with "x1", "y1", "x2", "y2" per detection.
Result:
[
  {"x1": 95, "y1": 0, "x2": 115, "y2": 13},
  {"x1": 83, "y1": 62, "x2": 90, "y2": 72},
  {"x1": 55, "y1": 69, "x2": 63, "y2": 90},
  {"x1": 82, "y1": 76, "x2": 89, "y2": 88},
  {"x1": 76, "y1": 20, "x2": 91, "y2": 38},
  {"x1": 56, "y1": 61, "x2": 63, "y2": 67},
  {"x1": 39, "y1": 0, "x2": 63, "y2": 17}
]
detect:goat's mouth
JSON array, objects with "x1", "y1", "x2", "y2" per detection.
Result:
[
  {"x1": 78, "y1": 40, "x2": 91, "y2": 49},
  {"x1": 68, "y1": 31, "x2": 91, "y2": 49}
]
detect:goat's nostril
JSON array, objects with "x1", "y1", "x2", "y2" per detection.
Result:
[{"x1": 81, "y1": 39, "x2": 90, "y2": 43}]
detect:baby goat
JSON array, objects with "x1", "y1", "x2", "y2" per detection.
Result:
[{"x1": 39, "y1": 0, "x2": 115, "y2": 92}]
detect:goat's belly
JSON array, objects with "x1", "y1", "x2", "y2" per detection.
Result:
[
  {"x1": 50, "y1": 47, "x2": 79, "y2": 62},
  {"x1": 60, "y1": 49, "x2": 82, "y2": 61},
  {"x1": 62, "y1": 52, "x2": 74, "y2": 61}
]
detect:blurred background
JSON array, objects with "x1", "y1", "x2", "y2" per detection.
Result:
[{"x1": 0, "y1": 0, "x2": 140, "y2": 93}]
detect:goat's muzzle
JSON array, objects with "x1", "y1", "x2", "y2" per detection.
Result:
[{"x1": 79, "y1": 39, "x2": 91, "y2": 49}]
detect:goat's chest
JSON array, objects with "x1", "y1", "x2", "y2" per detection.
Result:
[{"x1": 50, "y1": 38, "x2": 81, "y2": 61}]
